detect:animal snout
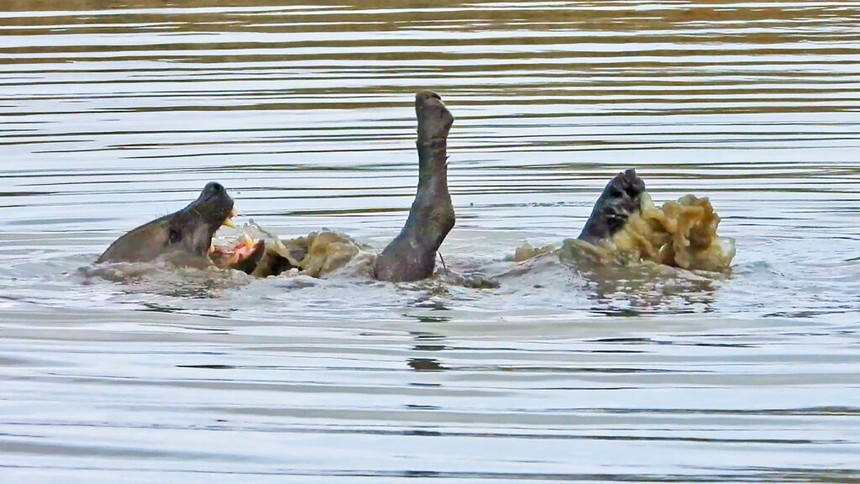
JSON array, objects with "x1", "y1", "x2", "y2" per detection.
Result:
[{"x1": 202, "y1": 182, "x2": 227, "y2": 200}]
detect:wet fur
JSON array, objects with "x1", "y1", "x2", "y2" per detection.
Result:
[
  {"x1": 97, "y1": 182, "x2": 234, "y2": 267},
  {"x1": 374, "y1": 91, "x2": 456, "y2": 282},
  {"x1": 578, "y1": 168, "x2": 645, "y2": 244}
]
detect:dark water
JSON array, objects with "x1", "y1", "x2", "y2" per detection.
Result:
[{"x1": 1, "y1": 1, "x2": 859, "y2": 482}]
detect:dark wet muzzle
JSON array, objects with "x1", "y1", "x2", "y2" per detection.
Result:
[
  {"x1": 187, "y1": 182, "x2": 233, "y2": 219},
  {"x1": 199, "y1": 182, "x2": 228, "y2": 202},
  {"x1": 619, "y1": 169, "x2": 644, "y2": 198},
  {"x1": 578, "y1": 168, "x2": 647, "y2": 243}
]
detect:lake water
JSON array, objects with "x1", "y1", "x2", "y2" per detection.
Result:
[{"x1": 1, "y1": 1, "x2": 859, "y2": 482}]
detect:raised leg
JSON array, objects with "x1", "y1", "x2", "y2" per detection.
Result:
[
  {"x1": 374, "y1": 91, "x2": 456, "y2": 282},
  {"x1": 578, "y1": 168, "x2": 645, "y2": 244}
]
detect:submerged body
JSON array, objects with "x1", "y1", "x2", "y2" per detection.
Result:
[
  {"x1": 97, "y1": 91, "x2": 456, "y2": 283},
  {"x1": 209, "y1": 91, "x2": 456, "y2": 281},
  {"x1": 97, "y1": 97, "x2": 733, "y2": 284},
  {"x1": 517, "y1": 169, "x2": 735, "y2": 272},
  {"x1": 607, "y1": 192, "x2": 735, "y2": 271},
  {"x1": 213, "y1": 226, "x2": 371, "y2": 279}
]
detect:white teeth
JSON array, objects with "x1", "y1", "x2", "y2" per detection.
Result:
[
  {"x1": 222, "y1": 208, "x2": 239, "y2": 228},
  {"x1": 243, "y1": 233, "x2": 255, "y2": 249}
]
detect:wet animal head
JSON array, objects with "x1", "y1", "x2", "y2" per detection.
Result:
[
  {"x1": 578, "y1": 169, "x2": 645, "y2": 244},
  {"x1": 97, "y1": 182, "x2": 236, "y2": 267}
]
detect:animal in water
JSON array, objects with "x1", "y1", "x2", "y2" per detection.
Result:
[
  {"x1": 97, "y1": 90, "x2": 456, "y2": 283},
  {"x1": 515, "y1": 168, "x2": 735, "y2": 271},
  {"x1": 98, "y1": 92, "x2": 734, "y2": 282},
  {"x1": 578, "y1": 168, "x2": 646, "y2": 245},
  {"x1": 97, "y1": 181, "x2": 238, "y2": 269}
]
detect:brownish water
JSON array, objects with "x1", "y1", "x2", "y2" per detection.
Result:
[{"x1": 1, "y1": 1, "x2": 859, "y2": 482}]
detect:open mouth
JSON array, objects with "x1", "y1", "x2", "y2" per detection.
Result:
[
  {"x1": 208, "y1": 215, "x2": 304, "y2": 273},
  {"x1": 221, "y1": 208, "x2": 238, "y2": 229},
  {"x1": 209, "y1": 208, "x2": 260, "y2": 269},
  {"x1": 210, "y1": 232, "x2": 259, "y2": 267}
]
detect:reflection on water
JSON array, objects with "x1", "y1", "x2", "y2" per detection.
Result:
[{"x1": 1, "y1": 0, "x2": 859, "y2": 482}]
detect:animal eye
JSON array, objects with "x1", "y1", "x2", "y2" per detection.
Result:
[{"x1": 168, "y1": 229, "x2": 182, "y2": 245}]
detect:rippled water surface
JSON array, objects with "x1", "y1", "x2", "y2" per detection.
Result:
[{"x1": 1, "y1": 1, "x2": 859, "y2": 481}]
